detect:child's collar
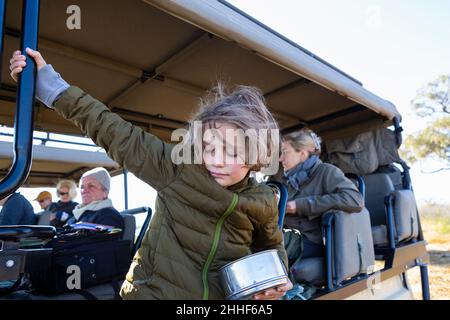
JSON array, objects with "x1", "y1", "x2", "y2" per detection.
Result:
[{"x1": 227, "y1": 172, "x2": 252, "y2": 192}]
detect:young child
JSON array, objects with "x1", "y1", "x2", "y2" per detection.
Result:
[{"x1": 10, "y1": 48, "x2": 292, "y2": 300}]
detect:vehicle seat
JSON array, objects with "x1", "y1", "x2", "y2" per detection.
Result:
[
  {"x1": 363, "y1": 173, "x2": 419, "y2": 248},
  {"x1": 120, "y1": 213, "x2": 136, "y2": 245},
  {"x1": 375, "y1": 164, "x2": 404, "y2": 190},
  {"x1": 291, "y1": 208, "x2": 375, "y2": 288},
  {"x1": 291, "y1": 257, "x2": 324, "y2": 286},
  {"x1": 36, "y1": 211, "x2": 52, "y2": 225},
  {"x1": 363, "y1": 173, "x2": 394, "y2": 247}
]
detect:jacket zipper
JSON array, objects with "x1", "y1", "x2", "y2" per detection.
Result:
[{"x1": 202, "y1": 193, "x2": 239, "y2": 300}]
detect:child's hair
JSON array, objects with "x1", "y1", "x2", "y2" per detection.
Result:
[
  {"x1": 283, "y1": 129, "x2": 322, "y2": 156},
  {"x1": 187, "y1": 83, "x2": 279, "y2": 171}
]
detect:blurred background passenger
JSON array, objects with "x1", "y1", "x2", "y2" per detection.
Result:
[
  {"x1": 66, "y1": 168, "x2": 124, "y2": 230},
  {"x1": 49, "y1": 179, "x2": 78, "y2": 227},
  {"x1": 0, "y1": 192, "x2": 35, "y2": 225}
]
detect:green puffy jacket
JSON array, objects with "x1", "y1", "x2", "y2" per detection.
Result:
[{"x1": 53, "y1": 86, "x2": 288, "y2": 300}]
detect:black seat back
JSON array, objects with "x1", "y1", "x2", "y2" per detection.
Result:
[
  {"x1": 120, "y1": 213, "x2": 136, "y2": 246},
  {"x1": 119, "y1": 207, "x2": 152, "y2": 255}
]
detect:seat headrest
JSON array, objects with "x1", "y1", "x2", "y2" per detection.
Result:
[{"x1": 364, "y1": 173, "x2": 395, "y2": 194}]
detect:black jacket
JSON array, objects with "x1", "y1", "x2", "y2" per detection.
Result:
[
  {"x1": 50, "y1": 200, "x2": 78, "y2": 215},
  {"x1": 74, "y1": 207, "x2": 124, "y2": 230},
  {"x1": 49, "y1": 201, "x2": 78, "y2": 227}
]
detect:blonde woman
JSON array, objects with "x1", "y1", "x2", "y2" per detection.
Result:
[
  {"x1": 49, "y1": 179, "x2": 78, "y2": 227},
  {"x1": 279, "y1": 129, "x2": 364, "y2": 258}
]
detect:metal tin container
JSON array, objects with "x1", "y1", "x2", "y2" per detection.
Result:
[{"x1": 220, "y1": 249, "x2": 288, "y2": 300}]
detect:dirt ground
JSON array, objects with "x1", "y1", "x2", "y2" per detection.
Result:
[{"x1": 406, "y1": 219, "x2": 450, "y2": 300}]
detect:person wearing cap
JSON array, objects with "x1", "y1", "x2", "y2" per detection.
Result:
[
  {"x1": 33, "y1": 190, "x2": 57, "y2": 225},
  {"x1": 34, "y1": 191, "x2": 56, "y2": 211},
  {"x1": 66, "y1": 167, "x2": 124, "y2": 230},
  {"x1": 49, "y1": 180, "x2": 79, "y2": 227},
  {"x1": 0, "y1": 192, "x2": 36, "y2": 225}
]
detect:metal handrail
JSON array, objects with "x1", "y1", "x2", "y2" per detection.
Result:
[
  {"x1": 120, "y1": 206, "x2": 153, "y2": 255},
  {"x1": 344, "y1": 173, "x2": 365, "y2": 198},
  {"x1": 321, "y1": 212, "x2": 335, "y2": 290},
  {"x1": 0, "y1": 0, "x2": 40, "y2": 199}
]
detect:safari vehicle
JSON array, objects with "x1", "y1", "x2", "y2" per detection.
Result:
[{"x1": 0, "y1": 0, "x2": 430, "y2": 300}]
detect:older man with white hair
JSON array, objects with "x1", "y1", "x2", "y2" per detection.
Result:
[{"x1": 67, "y1": 167, "x2": 124, "y2": 230}]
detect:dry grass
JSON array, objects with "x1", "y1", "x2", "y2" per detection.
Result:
[{"x1": 406, "y1": 203, "x2": 450, "y2": 300}]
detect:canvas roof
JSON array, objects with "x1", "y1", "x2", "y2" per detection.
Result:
[
  {"x1": 0, "y1": 0, "x2": 401, "y2": 185},
  {"x1": 0, "y1": 0, "x2": 400, "y2": 137},
  {"x1": 0, "y1": 141, "x2": 120, "y2": 187}
]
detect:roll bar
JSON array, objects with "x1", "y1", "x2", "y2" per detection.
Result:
[{"x1": 0, "y1": 0, "x2": 40, "y2": 199}]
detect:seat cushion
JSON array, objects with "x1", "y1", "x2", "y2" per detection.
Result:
[
  {"x1": 371, "y1": 225, "x2": 388, "y2": 246},
  {"x1": 391, "y1": 190, "x2": 419, "y2": 242},
  {"x1": 333, "y1": 209, "x2": 375, "y2": 284},
  {"x1": 290, "y1": 257, "x2": 325, "y2": 286},
  {"x1": 37, "y1": 211, "x2": 52, "y2": 225}
]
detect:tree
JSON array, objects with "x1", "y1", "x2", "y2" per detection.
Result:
[
  {"x1": 412, "y1": 74, "x2": 449, "y2": 117},
  {"x1": 401, "y1": 75, "x2": 450, "y2": 172}
]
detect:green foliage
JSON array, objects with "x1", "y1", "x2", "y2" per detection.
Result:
[
  {"x1": 412, "y1": 74, "x2": 449, "y2": 117},
  {"x1": 401, "y1": 117, "x2": 450, "y2": 165},
  {"x1": 401, "y1": 75, "x2": 450, "y2": 167}
]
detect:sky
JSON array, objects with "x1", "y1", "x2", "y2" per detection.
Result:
[
  {"x1": 226, "y1": 0, "x2": 450, "y2": 205},
  {"x1": 4, "y1": 0, "x2": 450, "y2": 212}
]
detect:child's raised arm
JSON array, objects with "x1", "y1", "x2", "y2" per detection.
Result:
[{"x1": 10, "y1": 49, "x2": 178, "y2": 190}]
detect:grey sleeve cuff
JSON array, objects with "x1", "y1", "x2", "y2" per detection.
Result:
[
  {"x1": 36, "y1": 64, "x2": 70, "y2": 108},
  {"x1": 295, "y1": 197, "x2": 308, "y2": 217}
]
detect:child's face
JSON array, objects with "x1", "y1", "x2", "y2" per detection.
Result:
[{"x1": 203, "y1": 122, "x2": 251, "y2": 187}]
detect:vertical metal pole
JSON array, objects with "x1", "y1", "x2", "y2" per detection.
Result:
[
  {"x1": 0, "y1": 0, "x2": 6, "y2": 77},
  {"x1": 0, "y1": 0, "x2": 40, "y2": 199},
  {"x1": 326, "y1": 225, "x2": 333, "y2": 290},
  {"x1": 385, "y1": 195, "x2": 396, "y2": 250},
  {"x1": 123, "y1": 168, "x2": 129, "y2": 210},
  {"x1": 419, "y1": 264, "x2": 431, "y2": 300},
  {"x1": 322, "y1": 213, "x2": 335, "y2": 291}
]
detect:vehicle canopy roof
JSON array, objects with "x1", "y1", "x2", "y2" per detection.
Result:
[
  {"x1": 0, "y1": 140, "x2": 120, "y2": 187},
  {"x1": 0, "y1": 0, "x2": 400, "y2": 144}
]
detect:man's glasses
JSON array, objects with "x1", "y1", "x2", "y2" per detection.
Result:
[{"x1": 57, "y1": 191, "x2": 69, "y2": 196}]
